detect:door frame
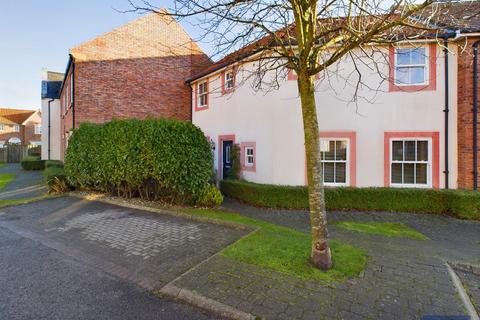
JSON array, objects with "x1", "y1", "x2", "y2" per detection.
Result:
[{"x1": 218, "y1": 134, "x2": 236, "y2": 180}]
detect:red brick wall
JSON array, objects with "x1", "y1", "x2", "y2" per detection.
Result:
[
  {"x1": 0, "y1": 129, "x2": 25, "y2": 145},
  {"x1": 457, "y1": 37, "x2": 480, "y2": 189},
  {"x1": 59, "y1": 13, "x2": 212, "y2": 160},
  {"x1": 73, "y1": 56, "x2": 194, "y2": 126}
]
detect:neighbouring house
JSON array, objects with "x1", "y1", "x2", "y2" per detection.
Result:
[
  {"x1": 188, "y1": 1, "x2": 480, "y2": 190},
  {"x1": 0, "y1": 108, "x2": 42, "y2": 148},
  {"x1": 58, "y1": 12, "x2": 210, "y2": 158},
  {"x1": 41, "y1": 69, "x2": 64, "y2": 160}
]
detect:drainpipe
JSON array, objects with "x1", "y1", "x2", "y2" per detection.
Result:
[
  {"x1": 47, "y1": 98, "x2": 54, "y2": 160},
  {"x1": 443, "y1": 38, "x2": 450, "y2": 189},
  {"x1": 70, "y1": 54, "x2": 75, "y2": 130},
  {"x1": 439, "y1": 32, "x2": 457, "y2": 189},
  {"x1": 473, "y1": 40, "x2": 480, "y2": 190}
]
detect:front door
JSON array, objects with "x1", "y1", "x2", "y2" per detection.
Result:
[{"x1": 222, "y1": 140, "x2": 233, "y2": 179}]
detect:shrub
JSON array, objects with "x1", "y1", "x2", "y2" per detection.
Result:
[
  {"x1": 21, "y1": 159, "x2": 45, "y2": 170},
  {"x1": 23, "y1": 155, "x2": 40, "y2": 161},
  {"x1": 220, "y1": 180, "x2": 480, "y2": 220},
  {"x1": 64, "y1": 119, "x2": 213, "y2": 205},
  {"x1": 44, "y1": 166, "x2": 70, "y2": 194},
  {"x1": 45, "y1": 160, "x2": 63, "y2": 169},
  {"x1": 196, "y1": 184, "x2": 224, "y2": 207}
]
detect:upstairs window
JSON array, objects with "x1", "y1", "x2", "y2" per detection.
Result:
[
  {"x1": 34, "y1": 124, "x2": 42, "y2": 135},
  {"x1": 225, "y1": 71, "x2": 234, "y2": 89},
  {"x1": 197, "y1": 81, "x2": 208, "y2": 108},
  {"x1": 13, "y1": 124, "x2": 20, "y2": 132},
  {"x1": 0, "y1": 124, "x2": 4, "y2": 132},
  {"x1": 394, "y1": 47, "x2": 427, "y2": 86}
]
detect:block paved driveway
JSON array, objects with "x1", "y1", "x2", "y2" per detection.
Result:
[
  {"x1": 0, "y1": 197, "x2": 247, "y2": 319},
  {"x1": 169, "y1": 198, "x2": 480, "y2": 320}
]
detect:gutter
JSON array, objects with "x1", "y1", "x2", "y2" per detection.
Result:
[
  {"x1": 47, "y1": 98, "x2": 54, "y2": 160},
  {"x1": 473, "y1": 40, "x2": 480, "y2": 190}
]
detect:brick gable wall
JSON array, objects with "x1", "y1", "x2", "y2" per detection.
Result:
[
  {"x1": 457, "y1": 37, "x2": 480, "y2": 189},
  {"x1": 60, "y1": 13, "x2": 212, "y2": 159}
]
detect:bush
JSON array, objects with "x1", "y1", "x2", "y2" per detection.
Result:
[
  {"x1": 220, "y1": 180, "x2": 480, "y2": 220},
  {"x1": 45, "y1": 160, "x2": 63, "y2": 169},
  {"x1": 64, "y1": 119, "x2": 213, "y2": 205},
  {"x1": 21, "y1": 159, "x2": 45, "y2": 170},
  {"x1": 23, "y1": 155, "x2": 40, "y2": 161},
  {"x1": 44, "y1": 166, "x2": 70, "y2": 194},
  {"x1": 196, "y1": 184, "x2": 224, "y2": 207}
]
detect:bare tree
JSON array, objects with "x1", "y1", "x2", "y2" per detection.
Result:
[{"x1": 125, "y1": 0, "x2": 470, "y2": 270}]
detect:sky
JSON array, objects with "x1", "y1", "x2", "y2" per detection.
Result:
[{"x1": 0, "y1": 0, "x2": 205, "y2": 110}]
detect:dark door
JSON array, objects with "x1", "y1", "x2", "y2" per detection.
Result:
[{"x1": 222, "y1": 140, "x2": 233, "y2": 179}]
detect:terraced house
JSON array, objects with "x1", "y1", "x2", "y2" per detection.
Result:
[
  {"x1": 188, "y1": 1, "x2": 480, "y2": 190},
  {"x1": 0, "y1": 108, "x2": 42, "y2": 147},
  {"x1": 58, "y1": 12, "x2": 210, "y2": 158}
]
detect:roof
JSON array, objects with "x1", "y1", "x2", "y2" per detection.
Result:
[
  {"x1": 70, "y1": 11, "x2": 207, "y2": 62},
  {"x1": 188, "y1": 0, "x2": 480, "y2": 82},
  {"x1": 421, "y1": 1, "x2": 480, "y2": 32},
  {"x1": 0, "y1": 108, "x2": 37, "y2": 125}
]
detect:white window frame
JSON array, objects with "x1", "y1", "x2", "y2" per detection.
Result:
[
  {"x1": 0, "y1": 124, "x2": 4, "y2": 132},
  {"x1": 390, "y1": 138, "x2": 432, "y2": 188},
  {"x1": 320, "y1": 138, "x2": 350, "y2": 187},
  {"x1": 245, "y1": 147, "x2": 254, "y2": 167},
  {"x1": 13, "y1": 124, "x2": 20, "y2": 132},
  {"x1": 34, "y1": 124, "x2": 42, "y2": 134},
  {"x1": 225, "y1": 71, "x2": 234, "y2": 90},
  {"x1": 197, "y1": 81, "x2": 208, "y2": 108},
  {"x1": 394, "y1": 46, "x2": 429, "y2": 86}
]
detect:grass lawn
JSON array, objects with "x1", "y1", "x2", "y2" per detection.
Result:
[
  {"x1": 0, "y1": 173, "x2": 15, "y2": 191},
  {"x1": 184, "y1": 208, "x2": 367, "y2": 282},
  {"x1": 0, "y1": 195, "x2": 49, "y2": 208},
  {"x1": 331, "y1": 221, "x2": 428, "y2": 240}
]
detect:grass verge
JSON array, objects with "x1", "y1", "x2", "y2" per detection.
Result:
[
  {"x1": 0, "y1": 195, "x2": 50, "y2": 208},
  {"x1": 331, "y1": 221, "x2": 428, "y2": 240},
  {"x1": 0, "y1": 173, "x2": 15, "y2": 191},
  {"x1": 184, "y1": 208, "x2": 367, "y2": 282}
]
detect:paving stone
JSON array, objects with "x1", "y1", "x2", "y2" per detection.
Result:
[{"x1": 168, "y1": 198, "x2": 480, "y2": 319}]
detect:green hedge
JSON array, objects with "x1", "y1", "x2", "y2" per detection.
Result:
[
  {"x1": 64, "y1": 119, "x2": 214, "y2": 204},
  {"x1": 43, "y1": 166, "x2": 66, "y2": 184},
  {"x1": 220, "y1": 180, "x2": 480, "y2": 220},
  {"x1": 45, "y1": 160, "x2": 63, "y2": 169},
  {"x1": 21, "y1": 159, "x2": 45, "y2": 171}
]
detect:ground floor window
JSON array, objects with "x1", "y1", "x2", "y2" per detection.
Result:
[
  {"x1": 390, "y1": 138, "x2": 431, "y2": 187},
  {"x1": 320, "y1": 139, "x2": 349, "y2": 186},
  {"x1": 241, "y1": 142, "x2": 256, "y2": 172}
]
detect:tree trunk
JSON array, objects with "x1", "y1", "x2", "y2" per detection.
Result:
[{"x1": 297, "y1": 71, "x2": 332, "y2": 271}]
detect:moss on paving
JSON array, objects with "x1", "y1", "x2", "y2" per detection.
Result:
[
  {"x1": 0, "y1": 173, "x2": 15, "y2": 191},
  {"x1": 184, "y1": 208, "x2": 367, "y2": 282},
  {"x1": 331, "y1": 221, "x2": 428, "y2": 240}
]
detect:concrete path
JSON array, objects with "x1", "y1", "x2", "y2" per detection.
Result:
[
  {"x1": 0, "y1": 197, "x2": 248, "y2": 319},
  {"x1": 0, "y1": 163, "x2": 46, "y2": 199}
]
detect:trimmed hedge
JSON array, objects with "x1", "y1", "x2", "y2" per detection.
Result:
[
  {"x1": 21, "y1": 159, "x2": 45, "y2": 171},
  {"x1": 220, "y1": 180, "x2": 480, "y2": 220},
  {"x1": 43, "y1": 166, "x2": 66, "y2": 184},
  {"x1": 45, "y1": 160, "x2": 63, "y2": 169},
  {"x1": 65, "y1": 119, "x2": 215, "y2": 204}
]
